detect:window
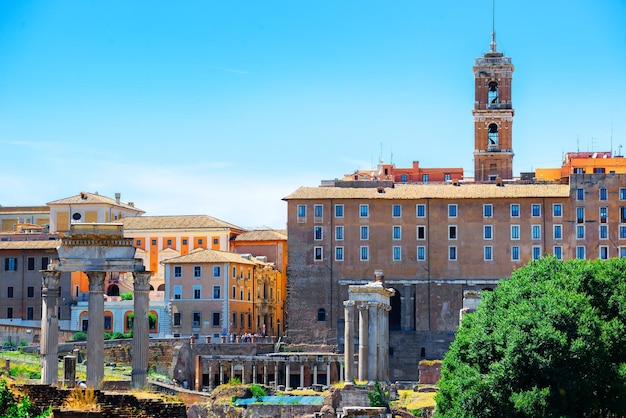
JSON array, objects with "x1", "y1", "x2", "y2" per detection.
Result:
[
  {"x1": 232, "y1": 267, "x2": 236, "y2": 278},
  {"x1": 576, "y1": 246, "x2": 586, "y2": 260},
  {"x1": 212, "y1": 312, "x2": 221, "y2": 327},
  {"x1": 577, "y1": 207, "x2": 585, "y2": 223},
  {"x1": 334, "y1": 204, "x2": 344, "y2": 218},
  {"x1": 297, "y1": 204, "x2": 306, "y2": 217},
  {"x1": 360, "y1": 226, "x2": 369, "y2": 240},
  {"x1": 41, "y1": 257, "x2": 49, "y2": 270},
  {"x1": 213, "y1": 286, "x2": 221, "y2": 299},
  {"x1": 317, "y1": 308, "x2": 327, "y2": 322},
  {"x1": 448, "y1": 204, "x2": 457, "y2": 218},
  {"x1": 621, "y1": 247, "x2": 626, "y2": 258},
  {"x1": 27, "y1": 286, "x2": 34, "y2": 298},
  {"x1": 511, "y1": 246, "x2": 520, "y2": 261},
  {"x1": 532, "y1": 225, "x2": 541, "y2": 240},
  {"x1": 577, "y1": 225, "x2": 585, "y2": 239},
  {"x1": 136, "y1": 239, "x2": 142, "y2": 246},
  {"x1": 484, "y1": 246, "x2": 493, "y2": 261},
  {"x1": 359, "y1": 204, "x2": 369, "y2": 218},
  {"x1": 360, "y1": 246, "x2": 369, "y2": 261},
  {"x1": 314, "y1": 246, "x2": 323, "y2": 261},
  {"x1": 532, "y1": 204, "x2": 541, "y2": 217},
  {"x1": 27, "y1": 307, "x2": 34, "y2": 320},
  {"x1": 600, "y1": 207, "x2": 608, "y2": 223},
  {"x1": 620, "y1": 189, "x2": 626, "y2": 200},
  {"x1": 174, "y1": 266, "x2": 182, "y2": 278},
  {"x1": 488, "y1": 81, "x2": 499, "y2": 104},
  {"x1": 173, "y1": 285, "x2": 182, "y2": 300},
  {"x1": 193, "y1": 312, "x2": 201, "y2": 327},
  {"x1": 553, "y1": 225, "x2": 562, "y2": 240},
  {"x1": 167, "y1": 239, "x2": 172, "y2": 246},
  {"x1": 488, "y1": 123, "x2": 498, "y2": 149},
  {"x1": 240, "y1": 313, "x2": 244, "y2": 328},
  {"x1": 417, "y1": 226, "x2": 426, "y2": 240},
  {"x1": 577, "y1": 188, "x2": 584, "y2": 201},
  {"x1": 335, "y1": 247, "x2": 344, "y2": 261},
  {"x1": 4, "y1": 258, "x2": 17, "y2": 271},
  {"x1": 393, "y1": 246, "x2": 401, "y2": 261},
  {"x1": 448, "y1": 225, "x2": 457, "y2": 240},
  {"x1": 416, "y1": 204, "x2": 426, "y2": 218},
  {"x1": 7, "y1": 287, "x2": 13, "y2": 298},
  {"x1": 27, "y1": 257, "x2": 35, "y2": 271},
  {"x1": 232, "y1": 312, "x2": 237, "y2": 328},
  {"x1": 151, "y1": 239, "x2": 157, "y2": 246},
  {"x1": 182, "y1": 239, "x2": 187, "y2": 245},
  {"x1": 335, "y1": 226, "x2": 344, "y2": 240},
  {"x1": 314, "y1": 226, "x2": 323, "y2": 240},
  {"x1": 213, "y1": 266, "x2": 221, "y2": 277},
  {"x1": 532, "y1": 246, "x2": 542, "y2": 260},
  {"x1": 232, "y1": 286, "x2": 236, "y2": 299},
  {"x1": 7, "y1": 308, "x2": 12, "y2": 319},
  {"x1": 417, "y1": 246, "x2": 426, "y2": 261},
  {"x1": 422, "y1": 174, "x2": 429, "y2": 182},
  {"x1": 449, "y1": 246, "x2": 457, "y2": 261},
  {"x1": 392, "y1": 226, "x2": 401, "y2": 240},
  {"x1": 193, "y1": 286, "x2": 201, "y2": 299},
  {"x1": 314, "y1": 204, "x2": 323, "y2": 219},
  {"x1": 621, "y1": 207, "x2": 626, "y2": 223},
  {"x1": 600, "y1": 246, "x2": 609, "y2": 260},
  {"x1": 554, "y1": 246, "x2": 562, "y2": 260},
  {"x1": 483, "y1": 204, "x2": 493, "y2": 218},
  {"x1": 444, "y1": 173, "x2": 451, "y2": 181},
  {"x1": 213, "y1": 238, "x2": 219, "y2": 245},
  {"x1": 511, "y1": 204, "x2": 520, "y2": 218},
  {"x1": 392, "y1": 204, "x2": 402, "y2": 218},
  {"x1": 600, "y1": 188, "x2": 607, "y2": 201},
  {"x1": 620, "y1": 226, "x2": 626, "y2": 239},
  {"x1": 193, "y1": 266, "x2": 202, "y2": 278},
  {"x1": 553, "y1": 204, "x2": 562, "y2": 217},
  {"x1": 511, "y1": 225, "x2": 520, "y2": 240},
  {"x1": 173, "y1": 312, "x2": 181, "y2": 326},
  {"x1": 484, "y1": 225, "x2": 493, "y2": 240},
  {"x1": 600, "y1": 225, "x2": 608, "y2": 239}
]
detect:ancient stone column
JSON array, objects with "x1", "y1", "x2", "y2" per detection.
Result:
[
  {"x1": 358, "y1": 304, "x2": 369, "y2": 382},
  {"x1": 41, "y1": 270, "x2": 61, "y2": 386},
  {"x1": 132, "y1": 271, "x2": 151, "y2": 389},
  {"x1": 313, "y1": 363, "x2": 318, "y2": 385},
  {"x1": 209, "y1": 363, "x2": 214, "y2": 388},
  {"x1": 274, "y1": 362, "x2": 279, "y2": 389},
  {"x1": 195, "y1": 355, "x2": 202, "y2": 391},
  {"x1": 343, "y1": 300, "x2": 355, "y2": 382},
  {"x1": 86, "y1": 271, "x2": 106, "y2": 389},
  {"x1": 252, "y1": 362, "x2": 257, "y2": 384},
  {"x1": 263, "y1": 361, "x2": 268, "y2": 385},
  {"x1": 403, "y1": 284, "x2": 415, "y2": 331},
  {"x1": 219, "y1": 362, "x2": 224, "y2": 385},
  {"x1": 326, "y1": 362, "x2": 331, "y2": 385},
  {"x1": 339, "y1": 360, "x2": 344, "y2": 382},
  {"x1": 380, "y1": 304, "x2": 392, "y2": 381},
  {"x1": 241, "y1": 363, "x2": 246, "y2": 384},
  {"x1": 299, "y1": 364, "x2": 304, "y2": 388},
  {"x1": 285, "y1": 362, "x2": 291, "y2": 390},
  {"x1": 367, "y1": 302, "x2": 379, "y2": 381}
]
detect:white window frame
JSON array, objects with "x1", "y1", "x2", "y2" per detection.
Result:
[
  {"x1": 483, "y1": 204, "x2": 493, "y2": 218},
  {"x1": 448, "y1": 246, "x2": 457, "y2": 261},
  {"x1": 193, "y1": 265, "x2": 202, "y2": 278},
  {"x1": 360, "y1": 246, "x2": 369, "y2": 261},
  {"x1": 417, "y1": 246, "x2": 426, "y2": 261},
  {"x1": 314, "y1": 246, "x2": 323, "y2": 261},
  {"x1": 448, "y1": 225, "x2": 458, "y2": 240},
  {"x1": 576, "y1": 225, "x2": 585, "y2": 240},
  {"x1": 532, "y1": 225, "x2": 541, "y2": 240},
  {"x1": 484, "y1": 246, "x2": 493, "y2": 261},
  {"x1": 335, "y1": 246, "x2": 344, "y2": 261},
  {"x1": 554, "y1": 246, "x2": 562, "y2": 260},
  {"x1": 193, "y1": 285, "x2": 202, "y2": 300},
  {"x1": 359, "y1": 204, "x2": 369, "y2": 218},
  {"x1": 532, "y1": 246, "x2": 542, "y2": 260},
  {"x1": 553, "y1": 224, "x2": 562, "y2": 240},
  {"x1": 392, "y1": 204, "x2": 402, "y2": 218},
  {"x1": 174, "y1": 265, "x2": 182, "y2": 278},
  {"x1": 600, "y1": 225, "x2": 608, "y2": 240},
  {"x1": 484, "y1": 225, "x2": 493, "y2": 240},
  {"x1": 576, "y1": 246, "x2": 586, "y2": 260},
  {"x1": 392, "y1": 226, "x2": 401, "y2": 240},
  {"x1": 511, "y1": 246, "x2": 520, "y2": 261},
  {"x1": 335, "y1": 225, "x2": 344, "y2": 241},
  {"x1": 360, "y1": 226, "x2": 369, "y2": 240},
  {"x1": 213, "y1": 265, "x2": 221, "y2": 278},
  {"x1": 511, "y1": 224, "x2": 520, "y2": 240},
  {"x1": 416, "y1": 225, "x2": 426, "y2": 240},
  {"x1": 510, "y1": 204, "x2": 520, "y2": 218},
  {"x1": 297, "y1": 204, "x2": 307, "y2": 222},
  {"x1": 531, "y1": 204, "x2": 541, "y2": 218},
  {"x1": 314, "y1": 226, "x2": 323, "y2": 241},
  {"x1": 173, "y1": 285, "x2": 182, "y2": 300},
  {"x1": 334, "y1": 204, "x2": 344, "y2": 218},
  {"x1": 416, "y1": 204, "x2": 426, "y2": 218},
  {"x1": 600, "y1": 245, "x2": 609, "y2": 260},
  {"x1": 553, "y1": 203, "x2": 562, "y2": 217},
  {"x1": 448, "y1": 204, "x2": 458, "y2": 218},
  {"x1": 392, "y1": 246, "x2": 401, "y2": 261}
]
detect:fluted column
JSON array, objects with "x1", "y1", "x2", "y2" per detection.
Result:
[
  {"x1": 343, "y1": 300, "x2": 355, "y2": 382},
  {"x1": 285, "y1": 362, "x2": 291, "y2": 390},
  {"x1": 274, "y1": 362, "x2": 279, "y2": 388},
  {"x1": 326, "y1": 362, "x2": 331, "y2": 385},
  {"x1": 86, "y1": 271, "x2": 106, "y2": 389},
  {"x1": 209, "y1": 363, "x2": 214, "y2": 388},
  {"x1": 313, "y1": 364, "x2": 318, "y2": 385},
  {"x1": 252, "y1": 362, "x2": 257, "y2": 384},
  {"x1": 41, "y1": 271, "x2": 61, "y2": 386},
  {"x1": 358, "y1": 304, "x2": 369, "y2": 382},
  {"x1": 132, "y1": 271, "x2": 151, "y2": 389},
  {"x1": 219, "y1": 362, "x2": 224, "y2": 385},
  {"x1": 263, "y1": 361, "x2": 268, "y2": 385},
  {"x1": 299, "y1": 364, "x2": 304, "y2": 388}
]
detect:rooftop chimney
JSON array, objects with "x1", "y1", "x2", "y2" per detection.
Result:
[{"x1": 115, "y1": 193, "x2": 121, "y2": 204}]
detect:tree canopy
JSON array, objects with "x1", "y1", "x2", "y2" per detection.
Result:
[{"x1": 436, "y1": 256, "x2": 626, "y2": 417}]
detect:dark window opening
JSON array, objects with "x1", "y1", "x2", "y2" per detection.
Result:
[
  {"x1": 389, "y1": 289, "x2": 402, "y2": 331},
  {"x1": 488, "y1": 81, "x2": 498, "y2": 105},
  {"x1": 107, "y1": 284, "x2": 120, "y2": 296},
  {"x1": 317, "y1": 308, "x2": 326, "y2": 322},
  {"x1": 488, "y1": 123, "x2": 498, "y2": 149}
]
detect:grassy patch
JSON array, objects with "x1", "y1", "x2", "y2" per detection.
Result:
[{"x1": 393, "y1": 389, "x2": 436, "y2": 411}]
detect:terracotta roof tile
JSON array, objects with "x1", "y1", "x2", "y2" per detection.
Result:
[
  {"x1": 162, "y1": 248, "x2": 257, "y2": 265},
  {"x1": 233, "y1": 229, "x2": 287, "y2": 241},
  {"x1": 116, "y1": 215, "x2": 245, "y2": 232},
  {"x1": 0, "y1": 240, "x2": 60, "y2": 250},
  {"x1": 47, "y1": 192, "x2": 144, "y2": 213}
]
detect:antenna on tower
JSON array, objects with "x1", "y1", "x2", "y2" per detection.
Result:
[{"x1": 490, "y1": 0, "x2": 497, "y2": 52}]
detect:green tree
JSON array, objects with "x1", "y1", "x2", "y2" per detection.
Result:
[{"x1": 436, "y1": 257, "x2": 626, "y2": 417}]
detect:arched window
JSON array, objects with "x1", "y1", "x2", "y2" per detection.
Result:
[
  {"x1": 488, "y1": 123, "x2": 498, "y2": 150},
  {"x1": 317, "y1": 308, "x2": 326, "y2": 322},
  {"x1": 107, "y1": 284, "x2": 120, "y2": 296},
  {"x1": 157, "y1": 284, "x2": 165, "y2": 291},
  {"x1": 488, "y1": 81, "x2": 498, "y2": 105}
]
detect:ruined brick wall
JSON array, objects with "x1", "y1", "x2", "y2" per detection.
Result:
[{"x1": 418, "y1": 360, "x2": 442, "y2": 385}]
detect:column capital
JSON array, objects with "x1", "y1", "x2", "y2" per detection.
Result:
[
  {"x1": 132, "y1": 271, "x2": 152, "y2": 291},
  {"x1": 343, "y1": 300, "x2": 356, "y2": 307},
  {"x1": 357, "y1": 304, "x2": 370, "y2": 312},
  {"x1": 42, "y1": 271, "x2": 61, "y2": 292},
  {"x1": 86, "y1": 271, "x2": 106, "y2": 292}
]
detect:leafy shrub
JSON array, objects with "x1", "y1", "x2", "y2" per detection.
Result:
[
  {"x1": 120, "y1": 292, "x2": 133, "y2": 300},
  {"x1": 228, "y1": 377, "x2": 241, "y2": 386},
  {"x1": 71, "y1": 332, "x2": 87, "y2": 341},
  {"x1": 0, "y1": 379, "x2": 50, "y2": 417},
  {"x1": 10, "y1": 363, "x2": 40, "y2": 379},
  {"x1": 103, "y1": 333, "x2": 112, "y2": 340},
  {"x1": 367, "y1": 382, "x2": 389, "y2": 408},
  {"x1": 249, "y1": 384, "x2": 267, "y2": 400},
  {"x1": 18, "y1": 341, "x2": 28, "y2": 348}
]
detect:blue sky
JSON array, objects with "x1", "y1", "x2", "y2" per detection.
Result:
[{"x1": 1, "y1": 1, "x2": 624, "y2": 229}]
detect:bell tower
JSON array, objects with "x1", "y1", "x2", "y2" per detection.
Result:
[{"x1": 473, "y1": 28, "x2": 514, "y2": 181}]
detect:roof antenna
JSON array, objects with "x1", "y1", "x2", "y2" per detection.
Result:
[{"x1": 490, "y1": 0, "x2": 497, "y2": 52}]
